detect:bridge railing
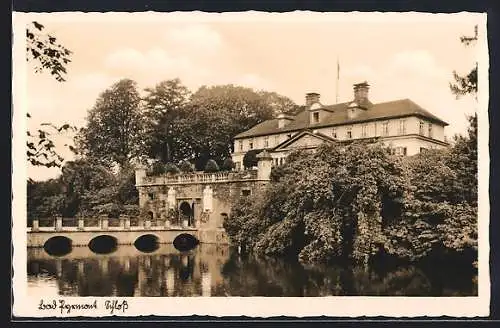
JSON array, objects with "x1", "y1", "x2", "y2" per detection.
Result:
[{"x1": 29, "y1": 216, "x2": 197, "y2": 232}]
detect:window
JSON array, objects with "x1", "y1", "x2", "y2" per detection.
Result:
[
  {"x1": 361, "y1": 124, "x2": 368, "y2": 138},
  {"x1": 419, "y1": 121, "x2": 425, "y2": 135},
  {"x1": 264, "y1": 136, "x2": 269, "y2": 148},
  {"x1": 382, "y1": 122, "x2": 389, "y2": 136},
  {"x1": 235, "y1": 162, "x2": 241, "y2": 171},
  {"x1": 420, "y1": 147, "x2": 427, "y2": 153},
  {"x1": 241, "y1": 189, "x2": 251, "y2": 196},
  {"x1": 279, "y1": 158, "x2": 284, "y2": 165},
  {"x1": 238, "y1": 140, "x2": 243, "y2": 151},
  {"x1": 312, "y1": 112, "x2": 320, "y2": 123},
  {"x1": 148, "y1": 192, "x2": 155, "y2": 200},
  {"x1": 346, "y1": 127, "x2": 352, "y2": 139},
  {"x1": 393, "y1": 147, "x2": 407, "y2": 156},
  {"x1": 428, "y1": 123, "x2": 433, "y2": 138},
  {"x1": 374, "y1": 123, "x2": 377, "y2": 136},
  {"x1": 398, "y1": 120, "x2": 406, "y2": 135},
  {"x1": 249, "y1": 139, "x2": 254, "y2": 150},
  {"x1": 332, "y1": 128, "x2": 337, "y2": 139}
]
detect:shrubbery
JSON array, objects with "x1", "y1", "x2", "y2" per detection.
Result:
[
  {"x1": 243, "y1": 149, "x2": 262, "y2": 169},
  {"x1": 204, "y1": 159, "x2": 220, "y2": 172},
  {"x1": 222, "y1": 157, "x2": 236, "y2": 171},
  {"x1": 178, "y1": 160, "x2": 194, "y2": 173},
  {"x1": 226, "y1": 118, "x2": 478, "y2": 266},
  {"x1": 165, "y1": 163, "x2": 181, "y2": 175}
]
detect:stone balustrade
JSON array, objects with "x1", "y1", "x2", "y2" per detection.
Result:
[
  {"x1": 29, "y1": 216, "x2": 194, "y2": 233},
  {"x1": 140, "y1": 170, "x2": 259, "y2": 186}
]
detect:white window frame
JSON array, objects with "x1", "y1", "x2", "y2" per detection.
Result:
[
  {"x1": 361, "y1": 124, "x2": 368, "y2": 138},
  {"x1": 382, "y1": 122, "x2": 389, "y2": 136},
  {"x1": 419, "y1": 120, "x2": 425, "y2": 135},
  {"x1": 398, "y1": 119, "x2": 406, "y2": 135}
]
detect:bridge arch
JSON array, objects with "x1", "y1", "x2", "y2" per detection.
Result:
[
  {"x1": 173, "y1": 233, "x2": 199, "y2": 251},
  {"x1": 43, "y1": 236, "x2": 72, "y2": 256},
  {"x1": 133, "y1": 233, "x2": 161, "y2": 253},
  {"x1": 88, "y1": 234, "x2": 118, "y2": 254}
]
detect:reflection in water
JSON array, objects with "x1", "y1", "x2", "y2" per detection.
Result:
[{"x1": 27, "y1": 244, "x2": 477, "y2": 297}]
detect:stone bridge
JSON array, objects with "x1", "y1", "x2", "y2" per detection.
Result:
[{"x1": 27, "y1": 217, "x2": 227, "y2": 248}]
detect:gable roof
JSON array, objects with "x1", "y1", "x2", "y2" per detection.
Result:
[
  {"x1": 272, "y1": 130, "x2": 337, "y2": 151},
  {"x1": 235, "y1": 98, "x2": 448, "y2": 139}
]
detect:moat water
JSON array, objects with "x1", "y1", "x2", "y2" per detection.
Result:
[{"x1": 27, "y1": 244, "x2": 477, "y2": 297}]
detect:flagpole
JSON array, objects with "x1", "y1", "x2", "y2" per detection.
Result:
[{"x1": 336, "y1": 57, "x2": 340, "y2": 104}]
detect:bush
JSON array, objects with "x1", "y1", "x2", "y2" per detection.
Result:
[
  {"x1": 150, "y1": 160, "x2": 166, "y2": 175},
  {"x1": 243, "y1": 149, "x2": 262, "y2": 169},
  {"x1": 178, "y1": 160, "x2": 194, "y2": 173},
  {"x1": 165, "y1": 163, "x2": 181, "y2": 175},
  {"x1": 222, "y1": 157, "x2": 235, "y2": 171},
  {"x1": 204, "y1": 159, "x2": 220, "y2": 173}
]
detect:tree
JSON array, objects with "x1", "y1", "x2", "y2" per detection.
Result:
[
  {"x1": 178, "y1": 160, "x2": 194, "y2": 173},
  {"x1": 204, "y1": 159, "x2": 220, "y2": 173},
  {"x1": 258, "y1": 91, "x2": 302, "y2": 116},
  {"x1": 228, "y1": 142, "x2": 408, "y2": 264},
  {"x1": 143, "y1": 79, "x2": 191, "y2": 163},
  {"x1": 27, "y1": 121, "x2": 77, "y2": 168},
  {"x1": 27, "y1": 178, "x2": 64, "y2": 220},
  {"x1": 186, "y1": 85, "x2": 288, "y2": 169},
  {"x1": 26, "y1": 21, "x2": 76, "y2": 168},
  {"x1": 165, "y1": 163, "x2": 181, "y2": 175},
  {"x1": 243, "y1": 149, "x2": 262, "y2": 169},
  {"x1": 450, "y1": 25, "x2": 478, "y2": 99},
  {"x1": 78, "y1": 79, "x2": 145, "y2": 169},
  {"x1": 59, "y1": 159, "x2": 116, "y2": 217},
  {"x1": 222, "y1": 157, "x2": 235, "y2": 171},
  {"x1": 26, "y1": 21, "x2": 72, "y2": 82}
]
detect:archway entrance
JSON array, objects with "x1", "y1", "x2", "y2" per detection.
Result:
[{"x1": 179, "y1": 201, "x2": 193, "y2": 227}]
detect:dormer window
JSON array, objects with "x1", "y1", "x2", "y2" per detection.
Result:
[{"x1": 312, "y1": 112, "x2": 320, "y2": 124}]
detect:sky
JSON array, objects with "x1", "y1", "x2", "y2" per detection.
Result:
[{"x1": 14, "y1": 12, "x2": 486, "y2": 181}]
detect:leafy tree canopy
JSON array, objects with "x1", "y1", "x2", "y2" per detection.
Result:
[{"x1": 77, "y1": 79, "x2": 145, "y2": 169}]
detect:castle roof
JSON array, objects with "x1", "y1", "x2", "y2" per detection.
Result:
[{"x1": 235, "y1": 98, "x2": 448, "y2": 139}]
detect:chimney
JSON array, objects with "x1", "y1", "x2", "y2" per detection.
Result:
[
  {"x1": 353, "y1": 81, "x2": 369, "y2": 103},
  {"x1": 277, "y1": 113, "x2": 293, "y2": 129},
  {"x1": 305, "y1": 92, "x2": 320, "y2": 107}
]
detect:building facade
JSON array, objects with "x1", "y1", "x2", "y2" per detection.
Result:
[{"x1": 232, "y1": 82, "x2": 449, "y2": 169}]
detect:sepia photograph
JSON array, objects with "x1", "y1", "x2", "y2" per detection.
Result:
[{"x1": 12, "y1": 11, "x2": 489, "y2": 317}]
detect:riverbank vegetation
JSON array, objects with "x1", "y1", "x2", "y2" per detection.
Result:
[{"x1": 225, "y1": 115, "x2": 478, "y2": 266}]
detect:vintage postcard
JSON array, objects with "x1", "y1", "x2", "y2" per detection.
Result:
[{"x1": 12, "y1": 11, "x2": 489, "y2": 318}]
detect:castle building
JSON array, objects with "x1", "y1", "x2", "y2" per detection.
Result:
[{"x1": 231, "y1": 82, "x2": 449, "y2": 170}]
